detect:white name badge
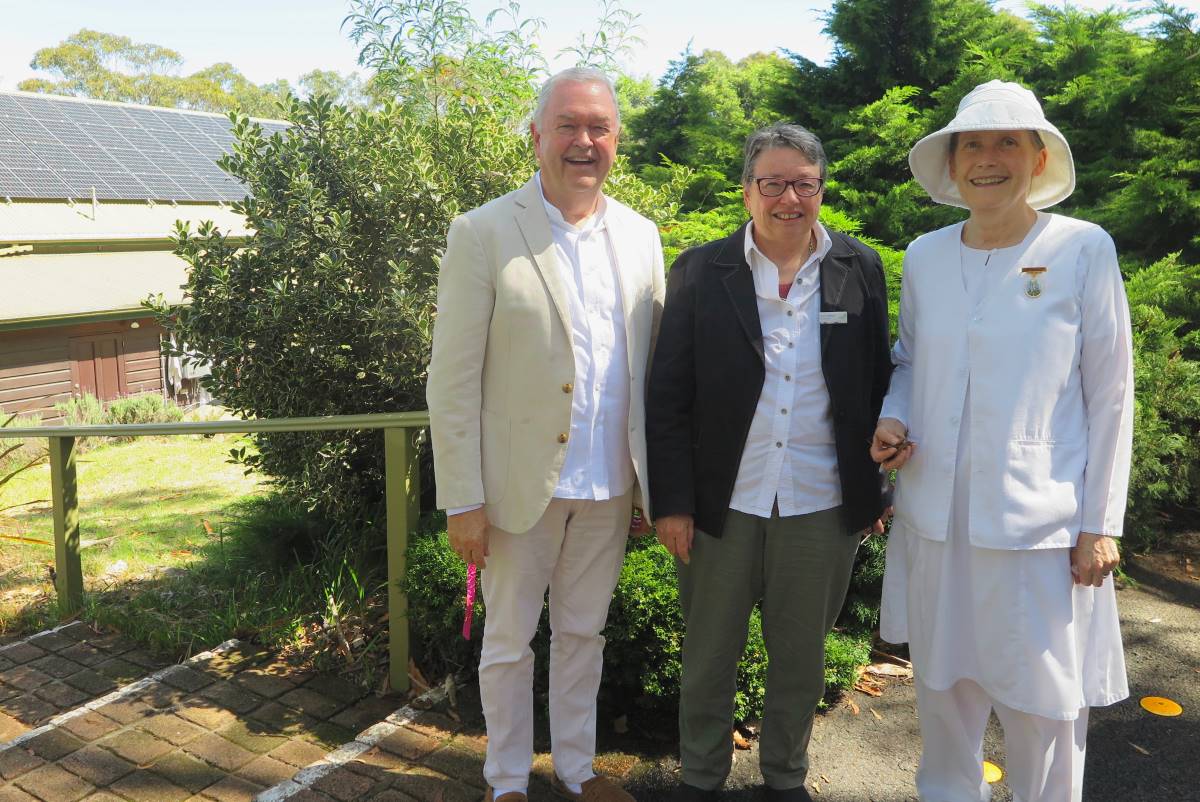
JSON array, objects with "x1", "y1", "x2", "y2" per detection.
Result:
[{"x1": 819, "y1": 311, "x2": 848, "y2": 325}]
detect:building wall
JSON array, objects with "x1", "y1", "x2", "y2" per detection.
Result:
[{"x1": 0, "y1": 318, "x2": 165, "y2": 422}]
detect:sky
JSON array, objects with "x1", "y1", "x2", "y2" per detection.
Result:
[{"x1": 0, "y1": 0, "x2": 1191, "y2": 93}]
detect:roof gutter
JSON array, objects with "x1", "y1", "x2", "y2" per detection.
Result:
[
  {"x1": 0, "y1": 237, "x2": 248, "y2": 255},
  {"x1": 0, "y1": 306, "x2": 187, "y2": 333}
]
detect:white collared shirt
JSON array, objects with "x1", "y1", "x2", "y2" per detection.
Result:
[
  {"x1": 538, "y1": 174, "x2": 634, "y2": 501},
  {"x1": 728, "y1": 221, "x2": 842, "y2": 518}
]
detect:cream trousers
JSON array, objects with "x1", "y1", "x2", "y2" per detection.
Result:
[{"x1": 478, "y1": 492, "x2": 632, "y2": 790}]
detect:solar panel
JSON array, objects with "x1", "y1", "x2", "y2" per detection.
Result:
[{"x1": 0, "y1": 91, "x2": 288, "y2": 202}]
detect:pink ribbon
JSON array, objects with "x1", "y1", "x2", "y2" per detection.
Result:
[{"x1": 462, "y1": 563, "x2": 478, "y2": 640}]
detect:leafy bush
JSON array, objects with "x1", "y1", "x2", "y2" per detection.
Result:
[
  {"x1": 405, "y1": 528, "x2": 869, "y2": 723},
  {"x1": 603, "y1": 540, "x2": 683, "y2": 712},
  {"x1": 1123, "y1": 253, "x2": 1200, "y2": 548},
  {"x1": 402, "y1": 517, "x2": 480, "y2": 678},
  {"x1": 50, "y1": 393, "x2": 186, "y2": 448},
  {"x1": 54, "y1": 394, "x2": 105, "y2": 427},
  {"x1": 219, "y1": 493, "x2": 334, "y2": 568},
  {"x1": 824, "y1": 631, "x2": 872, "y2": 696},
  {"x1": 0, "y1": 412, "x2": 42, "y2": 471},
  {"x1": 1, "y1": 413, "x2": 46, "y2": 502},
  {"x1": 107, "y1": 393, "x2": 185, "y2": 426}
]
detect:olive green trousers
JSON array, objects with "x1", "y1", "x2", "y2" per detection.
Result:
[{"x1": 677, "y1": 506, "x2": 860, "y2": 791}]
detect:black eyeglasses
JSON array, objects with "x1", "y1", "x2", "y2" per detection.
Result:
[{"x1": 753, "y1": 177, "x2": 825, "y2": 198}]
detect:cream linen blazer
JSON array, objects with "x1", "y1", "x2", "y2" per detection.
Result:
[
  {"x1": 881, "y1": 213, "x2": 1134, "y2": 549},
  {"x1": 426, "y1": 177, "x2": 666, "y2": 534}
]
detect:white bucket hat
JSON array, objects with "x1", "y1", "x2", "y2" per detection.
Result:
[{"x1": 908, "y1": 80, "x2": 1075, "y2": 210}]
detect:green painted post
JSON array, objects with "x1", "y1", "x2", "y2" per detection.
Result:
[
  {"x1": 384, "y1": 426, "x2": 421, "y2": 694},
  {"x1": 48, "y1": 436, "x2": 84, "y2": 615}
]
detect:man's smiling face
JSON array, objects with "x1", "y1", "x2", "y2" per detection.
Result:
[{"x1": 530, "y1": 79, "x2": 619, "y2": 206}]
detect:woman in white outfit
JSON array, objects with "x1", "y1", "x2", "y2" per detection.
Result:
[{"x1": 869, "y1": 80, "x2": 1133, "y2": 802}]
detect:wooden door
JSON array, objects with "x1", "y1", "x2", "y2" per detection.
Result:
[{"x1": 69, "y1": 335, "x2": 127, "y2": 401}]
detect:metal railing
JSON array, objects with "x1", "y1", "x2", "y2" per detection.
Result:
[{"x1": 0, "y1": 411, "x2": 429, "y2": 694}]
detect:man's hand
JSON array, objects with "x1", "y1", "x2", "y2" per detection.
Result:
[
  {"x1": 656, "y1": 513, "x2": 695, "y2": 564},
  {"x1": 448, "y1": 508, "x2": 490, "y2": 569},
  {"x1": 1071, "y1": 532, "x2": 1119, "y2": 587},
  {"x1": 871, "y1": 418, "x2": 915, "y2": 470}
]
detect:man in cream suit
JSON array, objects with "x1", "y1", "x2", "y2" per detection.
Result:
[{"x1": 426, "y1": 67, "x2": 664, "y2": 802}]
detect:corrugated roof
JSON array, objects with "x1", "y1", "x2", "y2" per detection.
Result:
[
  {"x1": 0, "y1": 200, "x2": 249, "y2": 244},
  {"x1": 0, "y1": 90, "x2": 288, "y2": 203},
  {"x1": 0, "y1": 250, "x2": 188, "y2": 322}
]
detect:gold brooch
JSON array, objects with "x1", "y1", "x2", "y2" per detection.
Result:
[{"x1": 1021, "y1": 267, "x2": 1047, "y2": 298}]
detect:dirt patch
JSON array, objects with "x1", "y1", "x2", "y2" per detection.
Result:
[{"x1": 1127, "y1": 531, "x2": 1200, "y2": 585}]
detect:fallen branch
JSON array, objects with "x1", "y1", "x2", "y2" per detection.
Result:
[
  {"x1": 0, "y1": 499, "x2": 50, "y2": 514},
  {"x1": 0, "y1": 533, "x2": 52, "y2": 546}
]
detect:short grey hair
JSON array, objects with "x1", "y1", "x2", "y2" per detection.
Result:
[
  {"x1": 532, "y1": 67, "x2": 621, "y2": 130},
  {"x1": 741, "y1": 123, "x2": 828, "y2": 184}
]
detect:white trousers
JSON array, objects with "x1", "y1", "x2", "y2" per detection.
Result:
[
  {"x1": 915, "y1": 678, "x2": 1089, "y2": 802},
  {"x1": 479, "y1": 493, "x2": 632, "y2": 790}
]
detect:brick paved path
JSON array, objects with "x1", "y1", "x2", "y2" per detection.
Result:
[
  {"x1": 256, "y1": 706, "x2": 643, "y2": 802},
  {"x1": 0, "y1": 624, "x2": 648, "y2": 802},
  {"x1": 0, "y1": 622, "x2": 165, "y2": 734},
  {"x1": 0, "y1": 626, "x2": 403, "y2": 802}
]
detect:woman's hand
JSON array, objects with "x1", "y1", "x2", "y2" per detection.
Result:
[
  {"x1": 656, "y1": 514, "x2": 695, "y2": 564},
  {"x1": 871, "y1": 418, "x2": 916, "y2": 470},
  {"x1": 1070, "y1": 532, "x2": 1120, "y2": 587}
]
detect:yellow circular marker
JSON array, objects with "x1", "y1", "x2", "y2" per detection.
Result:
[
  {"x1": 1140, "y1": 696, "x2": 1183, "y2": 717},
  {"x1": 983, "y1": 761, "x2": 1004, "y2": 784}
]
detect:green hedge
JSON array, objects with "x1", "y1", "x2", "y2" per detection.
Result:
[{"x1": 404, "y1": 521, "x2": 871, "y2": 723}]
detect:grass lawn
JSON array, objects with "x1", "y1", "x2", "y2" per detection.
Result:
[{"x1": 0, "y1": 434, "x2": 265, "y2": 640}]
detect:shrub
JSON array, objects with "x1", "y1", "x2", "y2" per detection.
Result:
[
  {"x1": 1, "y1": 413, "x2": 46, "y2": 501},
  {"x1": 402, "y1": 517, "x2": 481, "y2": 678},
  {"x1": 106, "y1": 393, "x2": 185, "y2": 426},
  {"x1": 0, "y1": 412, "x2": 42, "y2": 472},
  {"x1": 602, "y1": 540, "x2": 683, "y2": 713},
  {"x1": 54, "y1": 394, "x2": 105, "y2": 427},
  {"x1": 824, "y1": 631, "x2": 872, "y2": 696},
  {"x1": 405, "y1": 527, "x2": 868, "y2": 723},
  {"x1": 219, "y1": 493, "x2": 334, "y2": 569},
  {"x1": 1122, "y1": 253, "x2": 1200, "y2": 548}
]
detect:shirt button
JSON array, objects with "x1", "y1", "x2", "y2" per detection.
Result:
[
  {"x1": 787, "y1": 342, "x2": 794, "y2": 348},
  {"x1": 781, "y1": 408, "x2": 788, "y2": 415},
  {"x1": 558, "y1": 433, "x2": 569, "y2": 444},
  {"x1": 785, "y1": 375, "x2": 792, "y2": 381},
  {"x1": 562, "y1": 383, "x2": 574, "y2": 394},
  {"x1": 787, "y1": 310, "x2": 794, "y2": 317},
  {"x1": 775, "y1": 441, "x2": 783, "y2": 448}
]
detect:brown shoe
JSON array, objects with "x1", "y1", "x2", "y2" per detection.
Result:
[
  {"x1": 551, "y1": 774, "x2": 635, "y2": 802},
  {"x1": 484, "y1": 789, "x2": 528, "y2": 802}
]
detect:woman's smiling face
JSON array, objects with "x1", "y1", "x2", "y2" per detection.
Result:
[{"x1": 948, "y1": 129, "x2": 1048, "y2": 215}]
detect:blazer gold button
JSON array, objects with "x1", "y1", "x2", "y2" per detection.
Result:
[
  {"x1": 562, "y1": 383, "x2": 573, "y2": 393},
  {"x1": 558, "y1": 432, "x2": 569, "y2": 443}
]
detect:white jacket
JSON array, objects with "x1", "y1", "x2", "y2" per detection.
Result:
[{"x1": 881, "y1": 213, "x2": 1133, "y2": 549}]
